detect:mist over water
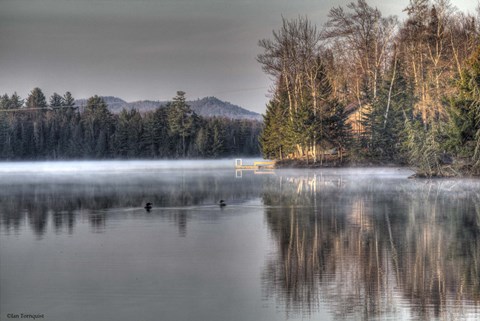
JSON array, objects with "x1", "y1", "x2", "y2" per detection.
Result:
[
  {"x1": 0, "y1": 159, "x2": 264, "y2": 173},
  {"x1": 0, "y1": 161, "x2": 479, "y2": 321}
]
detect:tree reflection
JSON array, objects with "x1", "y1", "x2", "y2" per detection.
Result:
[
  {"x1": 1, "y1": 168, "x2": 478, "y2": 319},
  {"x1": 53, "y1": 210, "x2": 75, "y2": 235},
  {"x1": 262, "y1": 172, "x2": 480, "y2": 320},
  {"x1": 0, "y1": 171, "x2": 262, "y2": 237}
]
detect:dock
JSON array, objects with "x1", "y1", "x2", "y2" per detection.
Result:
[{"x1": 235, "y1": 159, "x2": 276, "y2": 170}]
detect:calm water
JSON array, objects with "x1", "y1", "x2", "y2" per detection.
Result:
[{"x1": 1, "y1": 161, "x2": 479, "y2": 321}]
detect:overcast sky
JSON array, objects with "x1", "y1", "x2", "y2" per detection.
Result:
[{"x1": 0, "y1": 0, "x2": 477, "y2": 113}]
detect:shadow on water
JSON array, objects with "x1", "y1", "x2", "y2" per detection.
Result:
[{"x1": 261, "y1": 170, "x2": 480, "y2": 320}]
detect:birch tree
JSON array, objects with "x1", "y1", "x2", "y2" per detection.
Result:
[{"x1": 322, "y1": 0, "x2": 398, "y2": 105}]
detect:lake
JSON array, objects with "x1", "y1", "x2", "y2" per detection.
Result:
[{"x1": 1, "y1": 160, "x2": 479, "y2": 321}]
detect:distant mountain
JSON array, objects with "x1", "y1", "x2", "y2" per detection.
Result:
[
  {"x1": 75, "y1": 96, "x2": 128, "y2": 112},
  {"x1": 189, "y1": 97, "x2": 262, "y2": 121},
  {"x1": 75, "y1": 96, "x2": 262, "y2": 121}
]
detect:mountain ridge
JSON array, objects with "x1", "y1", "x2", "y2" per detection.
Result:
[{"x1": 75, "y1": 96, "x2": 262, "y2": 121}]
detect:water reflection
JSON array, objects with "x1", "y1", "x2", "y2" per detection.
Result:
[
  {"x1": 1, "y1": 166, "x2": 479, "y2": 320},
  {"x1": 0, "y1": 170, "x2": 262, "y2": 237},
  {"x1": 262, "y1": 171, "x2": 480, "y2": 320}
]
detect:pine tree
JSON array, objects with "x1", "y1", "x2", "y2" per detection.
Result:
[
  {"x1": 211, "y1": 119, "x2": 225, "y2": 158},
  {"x1": 57, "y1": 92, "x2": 77, "y2": 156},
  {"x1": 82, "y1": 95, "x2": 114, "y2": 158},
  {"x1": 63, "y1": 92, "x2": 75, "y2": 108},
  {"x1": 114, "y1": 109, "x2": 144, "y2": 158},
  {"x1": 1, "y1": 93, "x2": 23, "y2": 110},
  {"x1": 261, "y1": 100, "x2": 293, "y2": 159},
  {"x1": 326, "y1": 100, "x2": 351, "y2": 162},
  {"x1": 140, "y1": 107, "x2": 171, "y2": 158},
  {"x1": 0, "y1": 112, "x2": 10, "y2": 158},
  {"x1": 445, "y1": 46, "x2": 480, "y2": 174},
  {"x1": 26, "y1": 88, "x2": 47, "y2": 109},
  {"x1": 404, "y1": 117, "x2": 443, "y2": 177},
  {"x1": 168, "y1": 91, "x2": 195, "y2": 158},
  {"x1": 49, "y1": 93, "x2": 63, "y2": 108},
  {"x1": 0, "y1": 94, "x2": 9, "y2": 109},
  {"x1": 115, "y1": 109, "x2": 131, "y2": 157},
  {"x1": 10, "y1": 93, "x2": 23, "y2": 109},
  {"x1": 25, "y1": 89, "x2": 48, "y2": 157},
  {"x1": 194, "y1": 125, "x2": 209, "y2": 157}
]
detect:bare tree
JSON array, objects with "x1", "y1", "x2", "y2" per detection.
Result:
[
  {"x1": 321, "y1": 0, "x2": 398, "y2": 105},
  {"x1": 397, "y1": 0, "x2": 478, "y2": 125},
  {"x1": 258, "y1": 17, "x2": 335, "y2": 161}
]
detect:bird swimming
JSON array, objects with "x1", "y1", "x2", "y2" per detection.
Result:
[
  {"x1": 144, "y1": 202, "x2": 152, "y2": 211},
  {"x1": 219, "y1": 200, "x2": 226, "y2": 207}
]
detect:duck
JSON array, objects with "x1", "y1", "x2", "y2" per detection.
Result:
[
  {"x1": 219, "y1": 200, "x2": 227, "y2": 207},
  {"x1": 144, "y1": 202, "x2": 153, "y2": 211}
]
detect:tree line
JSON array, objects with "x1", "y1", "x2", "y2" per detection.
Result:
[
  {"x1": 258, "y1": 0, "x2": 480, "y2": 176},
  {"x1": 0, "y1": 89, "x2": 261, "y2": 159}
]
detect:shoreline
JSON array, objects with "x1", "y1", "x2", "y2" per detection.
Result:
[
  {"x1": 272, "y1": 158, "x2": 480, "y2": 178},
  {"x1": 274, "y1": 158, "x2": 404, "y2": 169}
]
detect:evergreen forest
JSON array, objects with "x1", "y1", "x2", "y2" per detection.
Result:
[
  {"x1": 0, "y1": 90, "x2": 261, "y2": 159},
  {"x1": 258, "y1": 0, "x2": 480, "y2": 176}
]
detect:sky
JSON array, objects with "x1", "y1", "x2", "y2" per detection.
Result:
[{"x1": 0, "y1": 0, "x2": 478, "y2": 114}]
